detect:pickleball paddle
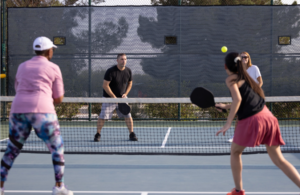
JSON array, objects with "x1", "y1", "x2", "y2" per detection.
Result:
[{"x1": 190, "y1": 87, "x2": 227, "y2": 113}]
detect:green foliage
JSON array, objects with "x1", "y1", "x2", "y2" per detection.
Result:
[
  {"x1": 6, "y1": 0, "x2": 105, "y2": 7},
  {"x1": 55, "y1": 103, "x2": 83, "y2": 119},
  {"x1": 6, "y1": 0, "x2": 63, "y2": 7},
  {"x1": 151, "y1": 0, "x2": 272, "y2": 5},
  {"x1": 0, "y1": 102, "x2": 11, "y2": 119},
  {"x1": 267, "y1": 102, "x2": 300, "y2": 118},
  {"x1": 140, "y1": 103, "x2": 228, "y2": 120},
  {"x1": 292, "y1": 1, "x2": 297, "y2": 5},
  {"x1": 91, "y1": 103, "x2": 102, "y2": 115}
]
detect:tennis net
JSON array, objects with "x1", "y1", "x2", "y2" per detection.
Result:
[{"x1": 1, "y1": 96, "x2": 300, "y2": 155}]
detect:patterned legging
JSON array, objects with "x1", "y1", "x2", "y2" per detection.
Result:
[{"x1": 1, "y1": 113, "x2": 65, "y2": 183}]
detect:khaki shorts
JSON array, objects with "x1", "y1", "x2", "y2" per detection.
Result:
[{"x1": 99, "y1": 98, "x2": 132, "y2": 119}]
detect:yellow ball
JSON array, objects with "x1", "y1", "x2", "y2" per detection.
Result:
[
  {"x1": 221, "y1": 46, "x2": 228, "y2": 53},
  {"x1": 0, "y1": 74, "x2": 6, "y2": 79}
]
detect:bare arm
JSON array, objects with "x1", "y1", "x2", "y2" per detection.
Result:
[
  {"x1": 216, "y1": 76, "x2": 242, "y2": 136},
  {"x1": 103, "y1": 80, "x2": 117, "y2": 98},
  {"x1": 215, "y1": 103, "x2": 231, "y2": 113},
  {"x1": 53, "y1": 95, "x2": 64, "y2": 105},
  {"x1": 257, "y1": 76, "x2": 263, "y2": 87},
  {"x1": 122, "y1": 81, "x2": 132, "y2": 98}
]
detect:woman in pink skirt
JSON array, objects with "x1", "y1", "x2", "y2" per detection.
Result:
[{"x1": 215, "y1": 52, "x2": 300, "y2": 195}]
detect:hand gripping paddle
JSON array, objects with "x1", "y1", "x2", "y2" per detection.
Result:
[
  {"x1": 190, "y1": 87, "x2": 227, "y2": 113},
  {"x1": 118, "y1": 103, "x2": 131, "y2": 115}
]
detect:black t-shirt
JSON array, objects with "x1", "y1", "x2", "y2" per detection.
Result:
[
  {"x1": 103, "y1": 65, "x2": 132, "y2": 98},
  {"x1": 236, "y1": 82, "x2": 265, "y2": 120}
]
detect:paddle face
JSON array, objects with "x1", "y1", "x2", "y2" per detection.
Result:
[
  {"x1": 190, "y1": 87, "x2": 215, "y2": 108},
  {"x1": 190, "y1": 87, "x2": 227, "y2": 113},
  {"x1": 118, "y1": 103, "x2": 131, "y2": 115}
]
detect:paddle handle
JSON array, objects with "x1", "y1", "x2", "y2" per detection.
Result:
[{"x1": 215, "y1": 106, "x2": 227, "y2": 113}]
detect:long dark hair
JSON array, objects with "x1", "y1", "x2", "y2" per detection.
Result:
[{"x1": 225, "y1": 52, "x2": 265, "y2": 99}]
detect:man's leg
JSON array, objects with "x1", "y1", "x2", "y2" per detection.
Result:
[
  {"x1": 125, "y1": 117, "x2": 137, "y2": 141},
  {"x1": 116, "y1": 107, "x2": 137, "y2": 141},
  {"x1": 94, "y1": 103, "x2": 116, "y2": 142},
  {"x1": 94, "y1": 118, "x2": 105, "y2": 141},
  {"x1": 94, "y1": 118, "x2": 104, "y2": 142},
  {"x1": 125, "y1": 117, "x2": 133, "y2": 133},
  {"x1": 97, "y1": 118, "x2": 105, "y2": 134}
]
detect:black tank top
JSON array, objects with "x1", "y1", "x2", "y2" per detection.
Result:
[{"x1": 236, "y1": 82, "x2": 265, "y2": 120}]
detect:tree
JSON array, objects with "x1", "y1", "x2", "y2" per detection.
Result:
[
  {"x1": 6, "y1": 0, "x2": 63, "y2": 7},
  {"x1": 6, "y1": 0, "x2": 105, "y2": 7},
  {"x1": 151, "y1": 0, "x2": 274, "y2": 5}
]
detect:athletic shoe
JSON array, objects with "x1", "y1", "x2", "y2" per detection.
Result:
[
  {"x1": 52, "y1": 184, "x2": 73, "y2": 195},
  {"x1": 94, "y1": 133, "x2": 101, "y2": 142},
  {"x1": 1, "y1": 187, "x2": 4, "y2": 195},
  {"x1": 129, "y1": 132, "x2": 138, "y2": 141},
  {"x1": 228, "y1": 135, "x2": 234, "y2": 143},
  {"x1": 227, "y1": 188, "x2": 245, "y2": 195}
]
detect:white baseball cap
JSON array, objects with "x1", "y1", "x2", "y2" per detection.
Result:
[{"x1": 33, "y1": 36, "x2": 57, "y2": 51}]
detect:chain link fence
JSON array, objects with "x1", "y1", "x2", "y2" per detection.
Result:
[{"x1": 5, "y1": 5, "x2": 300, "y2": 98}]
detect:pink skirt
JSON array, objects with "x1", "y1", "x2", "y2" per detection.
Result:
[{"x1": 233, "y1": 106, "x2": 285, "y2": 147}]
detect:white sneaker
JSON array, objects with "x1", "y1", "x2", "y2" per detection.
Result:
[
  {"x1": 227, "y1": 135, "x2": 234, "y2": 143},
  {"x1": 0, "y1": 187, "x2": 4, "y2": 195},
  {"x1": 52, "y1": 184, "x2": 73, "y2": 195}
]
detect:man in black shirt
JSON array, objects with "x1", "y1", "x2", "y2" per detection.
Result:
[{"x1": 94, "y1": 53, "x2": 138, "y2": 141}]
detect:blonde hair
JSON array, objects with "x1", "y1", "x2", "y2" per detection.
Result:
[
  {"x1": 240, "y1": 51, "x2": 252, "y2": 68},
  {"x1": 225, "y1": 52, "x2": 265, "y2": 99}
]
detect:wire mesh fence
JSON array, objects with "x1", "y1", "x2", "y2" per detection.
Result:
[{"x1": 5, "y1": 5, "x2": 300, "y2": 97}]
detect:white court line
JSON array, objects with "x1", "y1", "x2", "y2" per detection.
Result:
[
  {"x1": 161, "y1": 127, "x2": 172, "y2": 148},
  {"x1": 1, "y1": 146, "x2": 299, "y2": 149},
  {"x1": 0, "y1": 138, "x2": 8, "y2": 142},
  {"x1": 3, "y1": 191, "x2": 300, "y2": 194}
]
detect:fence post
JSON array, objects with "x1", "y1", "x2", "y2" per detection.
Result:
[
  {"x1": 1, "y1": 0, "x2": 7, "y2": 96},
  {"x1": 270, "y1": 0, "x2": 273, "y2": 112},
  {"x1": 1, "y1": 0, "x2": 7, "y2": 121},
  {"x1": 88, "y1": 0, "x2": 92, "y2": 121},
  {"x1": 178, "y1": 3, "x2": 181, "y2": 121}
]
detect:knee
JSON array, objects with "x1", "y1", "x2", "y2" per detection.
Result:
[
  {"x1": 272, "y1": 157, "x2": 286, "y2": 168},
  {"x1": 231, "y1": 150, "x2": 242, "y2": 157}
]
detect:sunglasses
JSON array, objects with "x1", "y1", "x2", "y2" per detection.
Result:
[{"x1": 241, "y1": 56, "x2": 248, "y2": 59}]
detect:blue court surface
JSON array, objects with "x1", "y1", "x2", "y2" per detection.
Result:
[
  {"x1": 0, "y1": 152, "x2": 300, "y2": 195},
  {"x1": 1, "y1": 123, "x2": 299, "y2": 154},
  {"x1": 1, "y1": 120, "x2": 300, "y2": 194}
]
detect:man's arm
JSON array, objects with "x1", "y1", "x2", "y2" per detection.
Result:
[
  {"x1": 103, "y1": 80, "x2": 117, "y2": 98},
  {"x1": 122, "y1": 81, "x2": 132, "y2": 98}
]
